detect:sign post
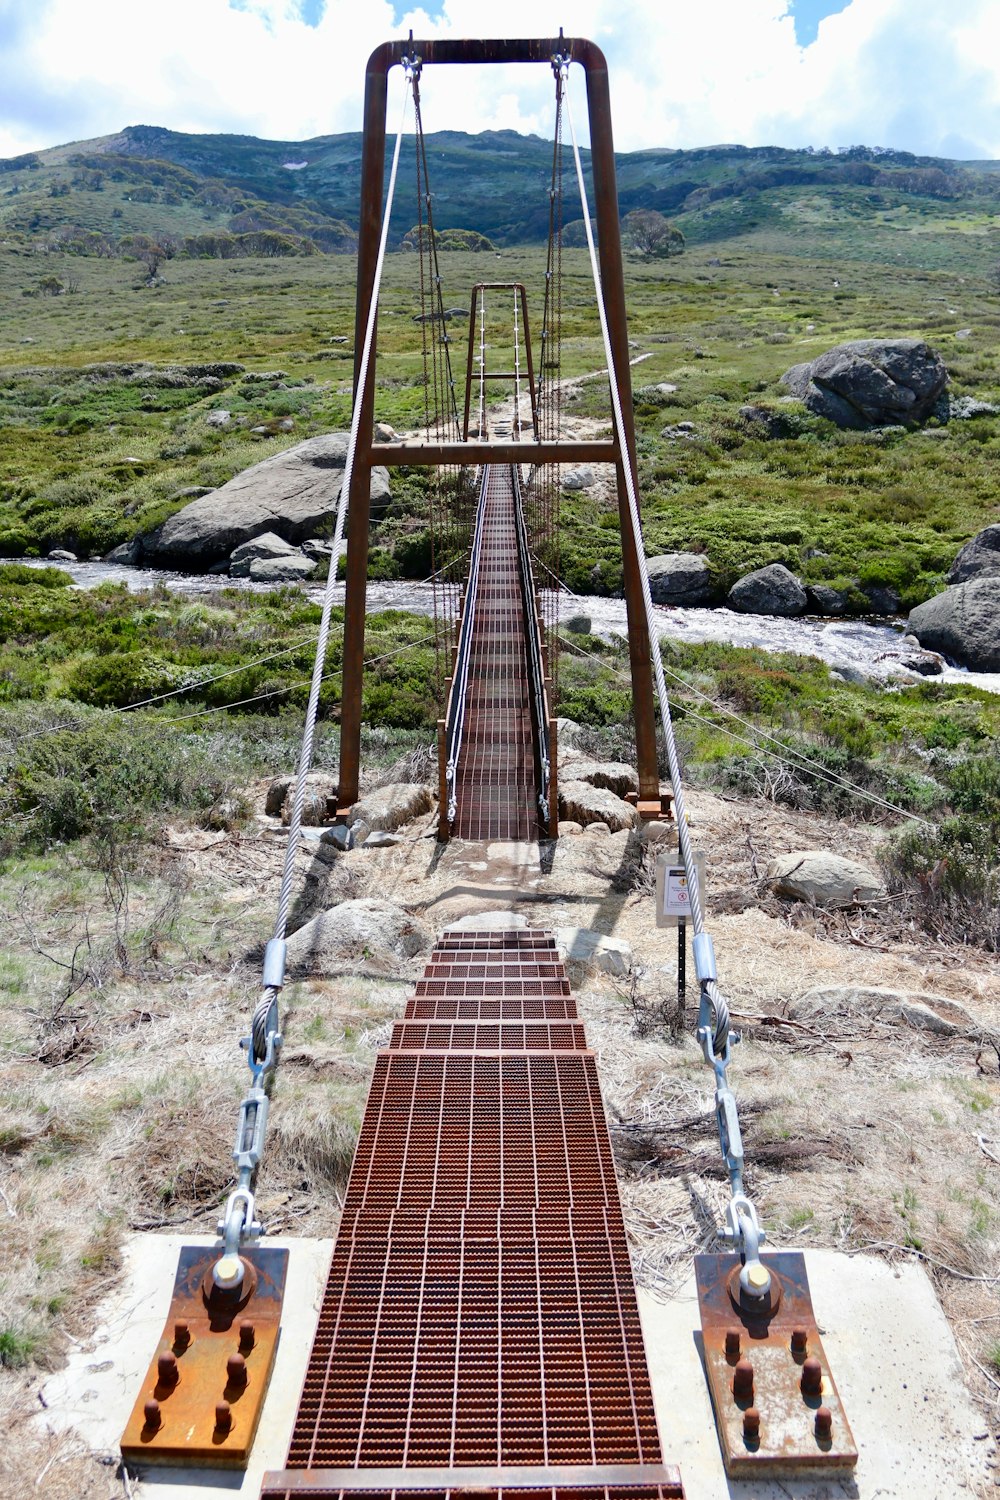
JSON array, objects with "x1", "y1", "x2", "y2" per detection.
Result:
[{"x1": 655, "y1": 851, "x2": 706, "y2": 1027}]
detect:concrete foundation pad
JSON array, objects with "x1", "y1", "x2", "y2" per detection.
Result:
[
  {"x1": 39, "y1": 1234, "x2": 334, "y2": 1499},
  {"x1": 38, "y1": 1240, "x2": 988, "y2": 1499},
  {"x1": 639, "y1": 1249, "x2": 990, "y2": 1498}
]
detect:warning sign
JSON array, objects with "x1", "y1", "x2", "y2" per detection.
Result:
[
  {"x1": 655, "y1": 850, "x2": 706, "y2": 928},
  {"x1": 663, "y1": 867, "x2": 693, "y2": 918}
]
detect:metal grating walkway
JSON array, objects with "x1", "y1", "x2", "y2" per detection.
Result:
[
  {"x1": 451, "y1": 468, "x2": 539, "y2": 842},
  {"x1": 261, "y1": 930, "x2": 684, "y2": 1500}
]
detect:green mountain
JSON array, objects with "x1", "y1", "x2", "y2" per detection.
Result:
[{"x1": 2, "y1": 126, "x2": 1000, "y2": 272}]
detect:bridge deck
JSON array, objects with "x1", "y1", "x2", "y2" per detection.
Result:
[
  {"x1": 261, "y1": 930, "x2": 683, "y2": 1500},
  {"x1": 451, "y1": 466, "x2": 539, "y2": 842}
]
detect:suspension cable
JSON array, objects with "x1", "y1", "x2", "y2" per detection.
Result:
[
  {"x1": 477, "y1": 288, "x2": 487, "y2": 438},
  {"x1": 513, "y1": 287, "x2": 522, "y2": 439},
  {"x1": 560, "y1": 58, "x2": 768, "y2": 1291},
  {"x1": 214, "y1": 60, "x2": 417, "y2": 1270}
]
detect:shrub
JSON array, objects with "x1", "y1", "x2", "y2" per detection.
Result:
[
  {"x1": 66, "y1": 651, "x2": 175, "y2": 708},
  {"x1": 0, "y1": 710, "x2": 226, "y2": 854},
  {"x1": 881, "y1": 814, "x2": 1000, "y2": 951}
]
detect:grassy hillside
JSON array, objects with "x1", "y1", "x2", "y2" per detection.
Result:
[{"x1": 3, "y1": 128, "x2": 1000, "y2": 273}]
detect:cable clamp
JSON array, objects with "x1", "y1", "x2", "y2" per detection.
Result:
[
  {"x1": 262, "y1": 937, "x2": 287, "y2": 991},
  {"x1": 692, "y1": 932, "x2": 716, "y2": 983}
]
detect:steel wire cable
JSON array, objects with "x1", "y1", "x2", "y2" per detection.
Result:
[
  {"x1": 248, "y1": 68, "x2": 415, "y2": 1072},
  {"x1": 559, "y1": 634, "x2": 939, "y2": 829},
  {"x1": 561, "y1": 76, "x2": 729, "y2": 1054}
]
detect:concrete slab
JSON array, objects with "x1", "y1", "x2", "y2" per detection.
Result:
[
  {"x1": 39, "y1": 1239, "x2": 989, "y2": 1499},
  {"x1": 639, "y1": 1250, "x2": 991, "y2": 1498},
  {"x1": 39, "y1": 1234, "x2": 333, "y2": 1499}
]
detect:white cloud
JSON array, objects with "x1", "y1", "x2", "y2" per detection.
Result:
[{"x1": 1, "y1": 0, "x2": 1000, "y2": 159}]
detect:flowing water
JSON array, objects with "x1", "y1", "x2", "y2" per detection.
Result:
[{"x1": 6, "y1": 557, "x2": 1000, "y2": 696}]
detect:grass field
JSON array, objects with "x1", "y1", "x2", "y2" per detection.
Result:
[{"x1": 2, "y1": 238, "x2": 1000, "y2": 604}]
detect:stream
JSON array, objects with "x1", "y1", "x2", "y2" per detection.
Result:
[{"x1": 7, "y1": 557, "x2": 1000, "y2": 696}]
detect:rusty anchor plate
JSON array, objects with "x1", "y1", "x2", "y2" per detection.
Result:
[
  {"x1": 695, "y1": 1251, "x2": 858, "y2": 1477},
  {"x1": 120, "y1": 1245, "x2": 288, "y2": 1470}
]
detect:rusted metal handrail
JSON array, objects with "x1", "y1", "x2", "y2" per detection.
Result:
[
  {"x1": 439, "y1": 466, "x2": 489, "y2": 832},
  {"x1": 512, "y1": 464, "x2": 553, "y2": 830}
]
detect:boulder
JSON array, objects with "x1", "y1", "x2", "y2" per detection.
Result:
[
  {"x1": 229, "y1": 531, "x2": 298, "y2": 576},
  {"x1": 359, "y1": 829, "x2": 402, "y2": 849},
  {"x1": 347, "y1": 782, "x2": 434, "y2": 835},
  {"x1": 862, "y1": 584, "x2": 902, "y2": 616},
  {"x1": 781, "y1": 339, "x2": 948, "y2": 429},
  {"x1": 767, "y1": 851, "x2": 885, "y2": 906},
  {"x1": 728, "y1": 563, "x2": 807, "y2": 617},
  {"x1": 555, "y1": 718, "x2": 585, "y2": 754},
  {"x1": 47, "y1": 548, "x2": 77, "y2": 563},
  {"x1": 205, "y1": 409, "x2": 231, "y2": 429},
  {"x1": 286, "y1": 898, "x2": 432, "y2": 973},
  {"x1": 738, "y1": 404, "x2": 800, "y2": 439},
  {"x1": 789, "y1": 985, "x2": 974, "y2": 1036},
  {"x1": 556, "y1": 926, "x2": 633, "y2": 978},
  {"x1": 647, "y1": 552, "x2": 716, "y2": 607},
  {"x1": 876, "y1": 644, "x2": 944, "y2": 677},
  {"x1": 301, "y1": 537, "x2": 333, "y2": 560},
  {"x1": 560, "y1": 758, "x2": 640, "y2": 800},
  {"x1": 320, "y1": 824, "x2": 354, "y2": 851},
  {"x1": 105, "y1": 539, "x2": 141, "y2": 566},
  {"x1": 249, "y1": 553, "x2": 317, "y2": 582},
  {"x1": 639, "y1": 820, "x2": 675, "y2": 845},
  {"x1": 446, "y1": 911, "x2": 529, "y2": 932},
  {"x1": 558, "y1": 821, "x2": 584, "y2": 836},
  {"x1": 806, "y1": 584, "x2": 850, "y2": 616},
  {"x1": 562, "y1": 467, "x2": 595, "y2": 491},
  {"x1": 275, "y1": 772, "x2": 337, "y2": 826},
  {"x1": 947, "y1": 524, "x2": 1000, "y2": 585},
  {"x1": 558, "y1": 780, "x2": 638, "y2": 833},
  {"x1": 139, "y1": 432, "x2": 391, "y2": 570},
  {"x1": 907, "y1": 578, "x2": 1000, "y2": 671}
]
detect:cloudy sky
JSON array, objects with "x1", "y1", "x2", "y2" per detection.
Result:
[{"x1": 2, "y1": 0, "x2": 999, "y2": 161}]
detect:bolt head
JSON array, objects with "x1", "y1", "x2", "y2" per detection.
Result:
[
  {"x1": 801, "y1": 1356, "x2": 823, "y2": 1395},
  {"x1": 791, "y1": 1327, "x2": 808, "y2": 1354},
  {"x1": 173, "y1": 1321, "x2": 190, "y2": 1349},
  {"x1": 733, "y1": 1358, "x2": 754, "y2": 1399},
  {"x1": 743, "y1": 1406, "x2": 760, "y2": 1439},
  {"x1": 227, "y1": 1352, "x2": 248, "y2": 1386},
  {"x1": 143, "y1": 1399, "x2": 161, "y2": 1430},
  {"x1": 724, "y1": 1328, "x2": 741, "y2": 1359},
  {"x1": 239, "y1": 1320, "x2": 256, "y2": 1350},
  {"x1": 815, "y1": 1405, "x2": 833, "y2": 1438},
  {"x1": 213, "y1": 1253, "x2": 245, "y2": 1290},
  {"x1": 215, "y1": 1400, "x2": 232, "y2": 1433},
  {"x1": 157, "y1": 1352, "x2": 179, "y2": 1387}
]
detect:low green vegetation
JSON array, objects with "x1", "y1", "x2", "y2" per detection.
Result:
[
  {"x1": 558, "y1": 622, "x2": 1000, "y2": 948},
  {"x1": 2, "y1": 127, "x2": 1000, "y2": 951},
  {"x1": 2, "y1": 240, "x2": 1000, "y2": 611}
]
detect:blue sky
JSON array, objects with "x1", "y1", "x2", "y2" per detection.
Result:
[
  {"x1": 1, "y1": 1, "x2": 999, "y2": 162},
  {"x1": 790, "y1": 0, "x2": 852, "y2": 47}
]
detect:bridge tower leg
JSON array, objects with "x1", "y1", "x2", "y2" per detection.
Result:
[{"x1": 338, "y1": 38, "x2": 661, "y2": 814}]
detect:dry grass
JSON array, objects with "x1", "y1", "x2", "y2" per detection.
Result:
[{"x1": 2, "y1": 780, "x2": 1000, "y2": 1495}]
